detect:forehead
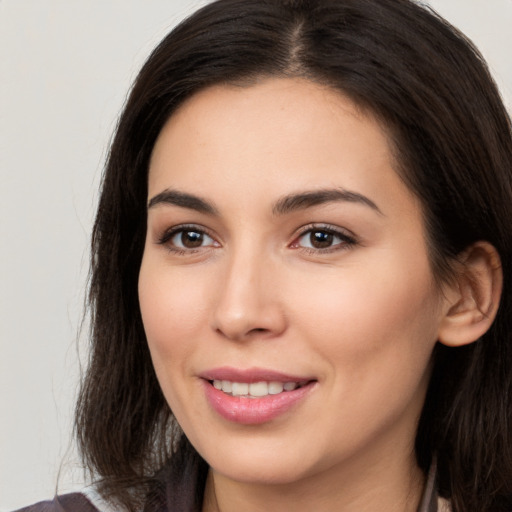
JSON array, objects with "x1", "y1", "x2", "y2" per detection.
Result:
[
  {"x1": 148, "y1": 78, "x2": 418, "y2": 220},
  {"x1": 152, "y1": 78, "x2": 389, "y2": 163}
]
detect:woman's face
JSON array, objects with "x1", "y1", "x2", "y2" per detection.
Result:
[{"x1": 139, "y1": 78, "x2": 446, "y2": 485}]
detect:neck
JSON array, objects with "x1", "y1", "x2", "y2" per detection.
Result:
[{"x1": 202, "y1": 450, "x2": 425, "y2": 512}]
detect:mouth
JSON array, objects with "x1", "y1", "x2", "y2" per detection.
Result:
[
  {"x1": 200, "y1": 368, "x2": 317, "y2": 424},
  {"x1": 209, "y1": 379, "x2": 309, "y2": 398}
]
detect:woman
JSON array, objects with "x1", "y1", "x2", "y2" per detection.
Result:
[{"x1": 17, "y1": 0, "x2": 512, "y2": 511}]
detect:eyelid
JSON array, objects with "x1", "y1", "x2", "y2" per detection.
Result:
[
  {"x1": 290, "y1": 223, "x2": 358, "y2": 252},
  {"x1": 157, "y1": 223, "x2": 220, "y2": 252},
  {"x1": 155, "y1": 222, "x2": 357, "y2": 255}
]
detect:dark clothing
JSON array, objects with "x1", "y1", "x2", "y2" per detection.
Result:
[
  {"x1": 13, "y1": 494, "x2": 98, "y2": 512},
  {"x1": 14, "y1": 448, "x2": 207, "y2": 512},
  {"x1": 14, "y1": 455, "x2": 443, "y2": 512}
]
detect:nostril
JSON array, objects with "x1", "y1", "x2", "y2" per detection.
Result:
[{"x1": 248, "y1": 327, "x2": 269, "y2": 335}]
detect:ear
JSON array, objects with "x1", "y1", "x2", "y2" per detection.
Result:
[{"x1": 438, "y1": 241, "x2": 503, "y2": 347}]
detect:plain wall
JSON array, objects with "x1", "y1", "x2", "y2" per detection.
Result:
[{"x1": 1, "y1": 1, "x2": 511, "y2": 509}]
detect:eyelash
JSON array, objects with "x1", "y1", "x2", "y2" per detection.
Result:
[
  {"x1": 157, "y1": 223, "x2": 357, "y2": 255},
  {"x1": 291, "y1": 224, "x2": 357, "y2": 254},
  {"x1": 157, "y1": 224, "x2": 219, "y2": 255}
]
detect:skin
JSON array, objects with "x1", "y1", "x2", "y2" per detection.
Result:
[{"x1": 138, "y1": 78, "x2": 452, "y2": 512}]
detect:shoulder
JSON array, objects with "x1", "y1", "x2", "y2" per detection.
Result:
[{"x1": 12, "y1": 493, "x2": 99, "y2": 512}]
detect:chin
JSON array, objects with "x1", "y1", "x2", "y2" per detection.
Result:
[
  {"x1": 211, "y1": 458, "x2": 311, "y2": 486},
  {"x1": 193, "y1": 433, "x2": 336, "y2": 486}
]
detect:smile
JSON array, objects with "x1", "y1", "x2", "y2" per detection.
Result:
[
  {"x1": 211, "y1": 380, "x2": 303, "y2": 397},
  {"x1": 200, "y1": 368, "x2": 317, "y2": 424}
]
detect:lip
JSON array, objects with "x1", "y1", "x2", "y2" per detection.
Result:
[
  {"x1": 199, "y1": 366, "x2": 313, "y2": 384},
  {"x1": 199, "y1": 367, "x2": 317, "y2": 425}
]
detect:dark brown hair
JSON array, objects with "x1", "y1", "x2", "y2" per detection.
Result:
[{"x1": 76, "y1": 0, "x2": 512, "y2": 510}]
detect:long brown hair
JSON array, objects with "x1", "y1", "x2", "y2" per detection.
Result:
[{"x1": 76, "y1": 1, "x2": 512, "y2": 510}]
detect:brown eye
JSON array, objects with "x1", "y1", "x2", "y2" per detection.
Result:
[
  {"x1": 170, "y1": 229, "x2": 215, "y2": 249},
  {"x1": 309, "y1": 231, "x2": 334, "y2": 248},
  {"x1": 294, "y1": 226, "x2": 356, "y2": 252},
  {"x1": 182, "y1": 231, "x2": 203, "y2": 248}
]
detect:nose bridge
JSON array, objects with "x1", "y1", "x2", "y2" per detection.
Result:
[{"x1": 211, "y1": 239, "x2": 285, "y2": 340}]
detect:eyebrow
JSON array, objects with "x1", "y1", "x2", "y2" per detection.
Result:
[
  {"x1": 147, "y1": 187, "x2": 382, "y2": 216},
  {"x1": 148, "y1": 189, "x2": 218, "y2": 215},
  {"x1": 272, "y1": 188, "x2": 383, "y2": 216}
]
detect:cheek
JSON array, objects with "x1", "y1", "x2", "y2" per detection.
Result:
[
  {"x1": 138, "y1": 256, "x2": 209, "y2": 369},
  {"x1": 138, "y1": 255, "x2": 214, "y2": 426},
  {"x1": 291, "y1": 251, "x2": 440, "y2": 378},
  {"x1": 287, "y1": 255, "x2": 440, "y2": 450}
]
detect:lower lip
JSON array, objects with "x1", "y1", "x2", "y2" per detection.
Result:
[{"x1": 202, "y1": 380, "x2": 315, "y2": 425}]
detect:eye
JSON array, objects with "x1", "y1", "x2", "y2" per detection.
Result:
[
  {"x1": 158, "y1": 225, "x2": 219, "y2": 252},
  {"x1": 292, "y1": 225, "x2": 356, "y2": 252},
  {"x1": 171, "y1": 229, "x2": 214, "y2": 249}
]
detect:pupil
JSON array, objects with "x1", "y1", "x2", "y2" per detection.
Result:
[
  {"x1": 311, "y1": 231, "x2": 333, "y2": 248},
  {"x1": 182, "y1": 231, "x2": 203, "y2": 248}
]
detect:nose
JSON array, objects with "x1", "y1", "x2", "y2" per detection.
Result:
[{"x1": 210, "y1": 249, "x2": 287, "y2": 341}]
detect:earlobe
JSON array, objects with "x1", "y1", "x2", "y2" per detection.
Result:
[{"x1": 438, "y1": 242, "x2": 503, "y2": 347}]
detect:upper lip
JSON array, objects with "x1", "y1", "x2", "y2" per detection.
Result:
[{"x1": 198, "y1": 366, "x2": 315, "y2": 384}]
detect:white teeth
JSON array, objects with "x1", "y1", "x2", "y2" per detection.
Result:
[
  {"x1": 211, "y1": 379, "x2": 302, "y2": 397},
  {"x1": 268, "y1": 381, "x2": 284, "y2": 394},
  {"x1": 231, "y1": 382, "x2": 249, "y2": 396},
  {"x1": 221, "y1": 380, "x2": 232, "y2": 393},
  {"x1": 249, "y1": 381, "x2": 268, "y2": 397}
]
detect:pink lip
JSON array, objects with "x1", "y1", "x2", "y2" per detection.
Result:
[
  {"x1": 199, "y1": 367, "x2": 316, "y2": 425},
  {"x1": 199, "y1": 366, "x2": 313, "y2": 384}
]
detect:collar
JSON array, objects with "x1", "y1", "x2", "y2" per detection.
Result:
[
  {"x1": 417, "y1": 458, "x2": 438, "y2": 512},
  {"x1": 417, "y1": 458, "x2": 451, "y2": 512}
]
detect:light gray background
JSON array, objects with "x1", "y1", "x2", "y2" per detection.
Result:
[{"x1": 1, "y1": 1, "x2": 511, "y2": 509}]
